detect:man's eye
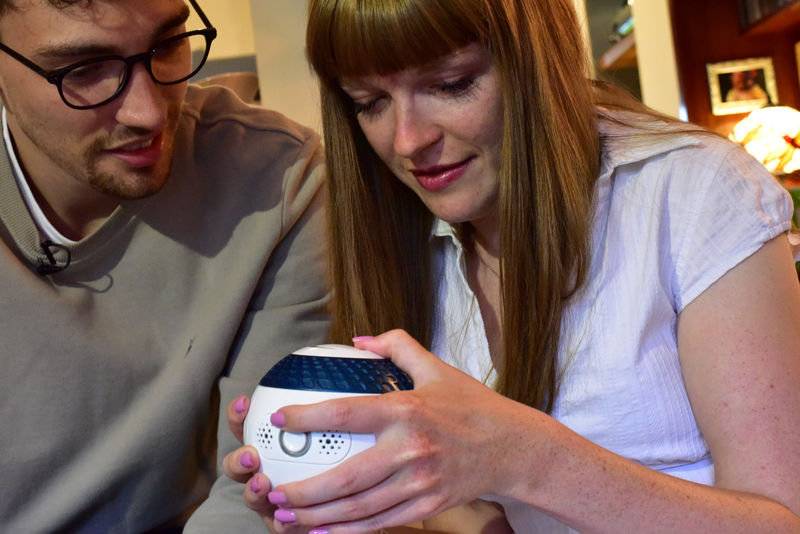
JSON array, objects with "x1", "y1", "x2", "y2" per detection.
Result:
[
  {"x1": 64, "y1": 61, "x2": 117, "y2": 86},
  {"x1": 153, "y1": 35, "x2": 190, "y2": 61}
]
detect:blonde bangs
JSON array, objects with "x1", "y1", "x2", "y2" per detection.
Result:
[{"x1": 307, "y1": 0, "x2": 484, "y2": 83}]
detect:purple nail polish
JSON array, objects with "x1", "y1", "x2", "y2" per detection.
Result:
[
  {"x1": 240, "y1": 451, "x2": 254, "y2": 469},
  {"x1": 352, "y1": 335, "x2": 374, "y2": 342},
  {"x1": 270, "y1": 412, "x2": 285, "y2": 428},
  {"x1": 274, "y1": 508, "x2": 297, "y2": 524},
  {"x1": 234, "y1": 396, "x2": 247, "y2": 413},
  {"x1": 310, "y1": 529, "x2": 329, "y2": 534},
  {"x1": 250, "y1": 477, "x2": 263, "y2": 494},
  {"x1": 268, "y1": 491, "x2": 289, "y2": 505}
]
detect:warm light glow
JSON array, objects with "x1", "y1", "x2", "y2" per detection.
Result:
[{"x1": 729, "y1": 106, "x2": 800, "y2": 175}]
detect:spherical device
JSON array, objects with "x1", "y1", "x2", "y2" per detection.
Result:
[{"x1": 243, "y1": 344, "x2": 413, "y2": 487}]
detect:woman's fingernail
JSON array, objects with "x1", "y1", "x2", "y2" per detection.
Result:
[
  {"x1": 249, "y1": 477, "x2": 263, "y2": 494},
  {"x1": 270, "y1": 412, "x2": 285, "y2": 428},
  {"x1": 240, "y1": 451, "x2": 255, "y2": 469},
  {"x1": 274, "y1": 508, "x2": 297, "y2": 524},
  {"x1": 310, "y1": 529, "x2": 330, "y2": 534},
  {"x1": 234, "y1": 396, "x2": 247, "y2": 413},
  {"x1": 352, "y1": 335, "x2": 374, "y2": 342},
  {"x1": 268, "y1": 491, "x2": 289, "y2": 505}
]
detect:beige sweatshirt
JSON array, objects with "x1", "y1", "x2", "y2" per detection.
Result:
[{"x1": 0, "y1": 85, "x2": 331, "y2": 533}]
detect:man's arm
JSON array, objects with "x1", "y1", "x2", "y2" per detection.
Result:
[{"x1": 186, "y1": 147, "x2": 331, "y2": 533}]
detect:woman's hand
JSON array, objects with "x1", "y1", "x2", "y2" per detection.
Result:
[
  {"x1": 260, "y1": 330, "x2": 537, "y2": 533},
  {"x1": 222, "y1": 396, "x2": 315, "y2": 533},
  {"x1": 221, "y1": 383, "x2": 480, "y2": 534}
]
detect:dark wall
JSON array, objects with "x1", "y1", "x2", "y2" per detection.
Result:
[{"x1": 671, "y1": 0, "x2": 800, "y2": 134}]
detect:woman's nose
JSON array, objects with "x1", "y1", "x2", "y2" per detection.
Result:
[{"x1": 392, "y1": 102, "x2": 442, "y2": 158}]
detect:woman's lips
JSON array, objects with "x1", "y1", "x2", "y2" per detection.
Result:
[
  {"x1": 105, "y1": 133, "x2": 164, "y2": 168},
  {"x1": 411, "y1": 157, "x2": 474, "y2": 192}
]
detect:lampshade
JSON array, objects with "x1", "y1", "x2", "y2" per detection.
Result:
[
  {"x1": 730, "y1": 106, "x2": 800, "y2": 263},
  {"x1": 728, "y1": 106, "x2": 800, "y2": 175}
]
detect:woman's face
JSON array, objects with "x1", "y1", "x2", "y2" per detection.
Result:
[{"x1": 340, "y1": 43, "x2": 504, "y2": 227}]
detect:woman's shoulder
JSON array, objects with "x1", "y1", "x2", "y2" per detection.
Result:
[{"x1": 596, "y1": 108, "x2": 771, "y2": 190}]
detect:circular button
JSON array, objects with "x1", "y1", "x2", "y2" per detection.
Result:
[{"x1": 279, "y1": 430, "x2": 311, "y2": 457}]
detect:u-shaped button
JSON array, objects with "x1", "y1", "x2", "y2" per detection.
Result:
[{"x1": 279, "y1": 430, "x2": 311, "y2": 457}]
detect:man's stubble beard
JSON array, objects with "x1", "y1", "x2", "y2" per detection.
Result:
[
  {"x1": 9, "y1": 88, "x2": 186, "y2": 201},
  {"x1": 83, "y1": 131, "x2": 176, "y2": 200},
  {"x1": 80, "y1": 104, "x2": 183, "y2": 200}
]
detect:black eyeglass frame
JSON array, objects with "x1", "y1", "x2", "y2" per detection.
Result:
[{"x1": 0, "y1": 0, "x2": 217, "y2": 110}]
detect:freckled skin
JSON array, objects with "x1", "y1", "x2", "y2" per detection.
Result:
[{"x1": 340, "y1": 43, "x2": 504, "y2": 240}]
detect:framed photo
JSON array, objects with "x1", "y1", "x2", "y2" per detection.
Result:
[{"x1": 706, "y1": 57, "x2": 778, "y2": 116}]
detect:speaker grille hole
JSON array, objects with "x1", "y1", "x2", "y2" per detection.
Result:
[
  {"x1": 257, "y1": 426, "x2": 276, "y2": 448},
  {"x1": 317, "y1": 432, "x2": 346, "y2": 455}
]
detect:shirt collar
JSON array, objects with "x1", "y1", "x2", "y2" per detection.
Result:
[
  {"x1": 431, "y1": 217, "x2": 465, "y2": 249},
  {"x1": 2, "y1": 106, "x2": 75, "y2": 244}
]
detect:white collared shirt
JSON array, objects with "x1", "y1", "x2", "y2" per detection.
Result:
[{"x1": 2, "y1": 107, "x2": 75, "y2": 245}]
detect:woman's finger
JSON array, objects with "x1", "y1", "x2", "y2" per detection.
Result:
[
  {"x1": 274, "y1": 456, "x2": 447, "y2": 530},
  {"x1": 242, "y1": 473, "x2": 313, "y2": 534},
  {"x1": 227, "y1": 395, "x2": 250, "y2": 443},
  {"x1": 276, "y1": 391, "x2": 398, "y2": 437},
  {"x1": 221, "y1": 445, "x2": 261, "y2": 483},
  {"x1": 290, "y1": 489, "x2": 446, "y2": 534},
  {"x1": 270, "y1": 432, "x2": 403, "y2": 509},
  {"x1": 353, "y1": 329, "x2": 443, "y2": 384},
  {"x1": 243, "y1": 472, "x2": 276, "y2": 516}
]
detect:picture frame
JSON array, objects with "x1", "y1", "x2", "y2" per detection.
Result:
[{"x1": 706, "y1": 57, "x2": 778, "y2": 116}]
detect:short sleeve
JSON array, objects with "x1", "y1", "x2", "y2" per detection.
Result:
[{"x1": 673, "y1": 142, "x2": 793, "y2": 311}]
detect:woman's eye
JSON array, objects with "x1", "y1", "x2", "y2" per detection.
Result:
[
  {"x1": 353, "y1": 98, "x2": 384, "y2": 118},
  {"x1": 437, "y1": 76, "x2": 476, "y2": 96}
]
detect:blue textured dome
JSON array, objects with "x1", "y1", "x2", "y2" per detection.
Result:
[{"x1": 259, "y1": 355, "x2": 414, "y2": 394}]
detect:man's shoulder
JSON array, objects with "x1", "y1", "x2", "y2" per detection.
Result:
[
  {"x1": 181, "y1": 84, "x2": 320, "y2": 148},
  {"x1": 174, "y1": 84, "x2": 324, "y2": 186}
]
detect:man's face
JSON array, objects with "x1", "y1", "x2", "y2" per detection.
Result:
[{"x1": 0, "y1": 0, "x2": 191, "y2": 201}]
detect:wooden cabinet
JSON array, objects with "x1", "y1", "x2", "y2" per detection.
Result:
[
  {"x1": 670, "y1": 0, "x2": 800, "y2": 134},
  {"x1": 741, "y1": 0, "x2": 800, "y2": 35}
]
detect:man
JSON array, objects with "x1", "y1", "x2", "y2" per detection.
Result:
[
  {"x1": 0, "y1": 0, "x2": 330, "y2": 532},
  {"x1": 725, "y1": 69, "x2": 768, "y2": 102}
]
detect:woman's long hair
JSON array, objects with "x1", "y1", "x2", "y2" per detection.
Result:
[{"x1": 307, "y1": 0, "x2": 600, "y2": 413}]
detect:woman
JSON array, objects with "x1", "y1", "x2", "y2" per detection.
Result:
[{"x1": 223, "y1": 0, "x2": 800, "y2": 532}]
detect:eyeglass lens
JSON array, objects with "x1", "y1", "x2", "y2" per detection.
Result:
[{"x1": 60, "y1": 32, "x2": 210, "y2": 108}]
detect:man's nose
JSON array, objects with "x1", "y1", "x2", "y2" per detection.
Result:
[{"x1": 113, "y1": 63, "x2": 169, "y2": 131}]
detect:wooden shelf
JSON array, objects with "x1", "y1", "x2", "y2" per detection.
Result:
[
  {"x1": 598, "y1": 32, "x2": 637, "y2": 71},
  {"x1": 744, "y1": 0, "x2": 800, "y2": 36}
]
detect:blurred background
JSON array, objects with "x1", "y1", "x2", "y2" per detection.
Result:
[{"x1": 191, "y1": 0, "x2": 800, "y2": 228}]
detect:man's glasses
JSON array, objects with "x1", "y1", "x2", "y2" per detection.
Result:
[{"x1": 0, "y1": 0, "x2": 217, "y2": 110}]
